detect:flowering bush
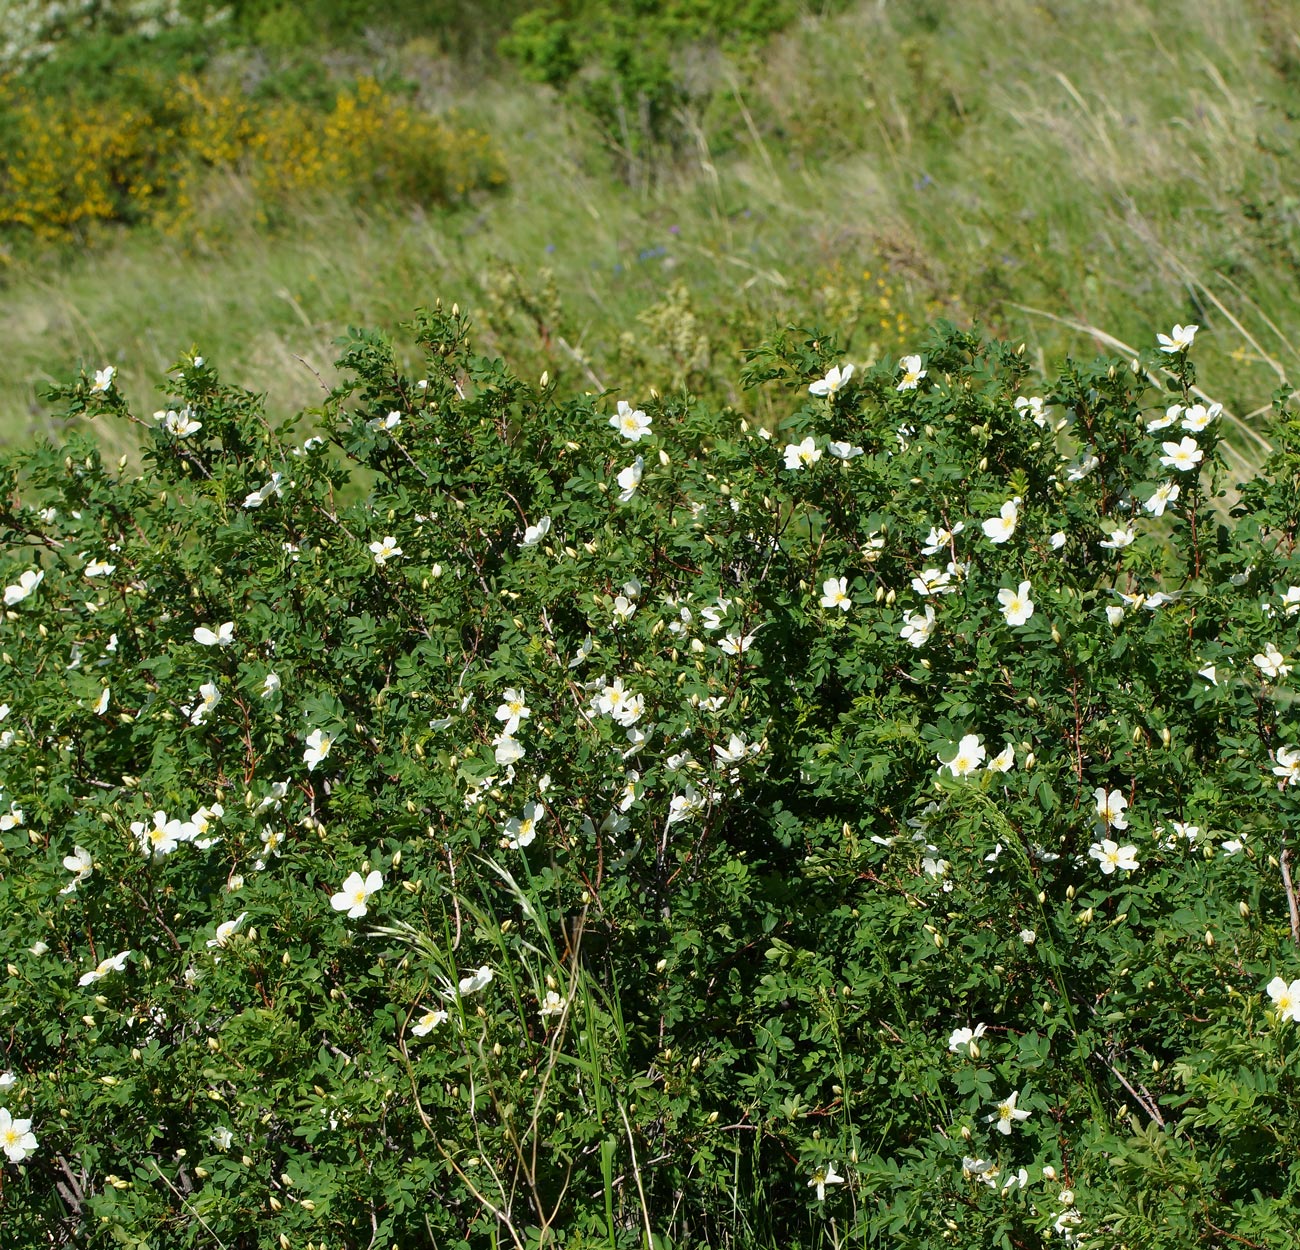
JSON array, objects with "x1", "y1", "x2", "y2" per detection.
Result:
[{"x1": 1, "y1": 311, "x2": 1299, "y2": 1247}]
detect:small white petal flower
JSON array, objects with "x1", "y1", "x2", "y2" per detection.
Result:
[
  {"x1": 1266, "y1": 975, "x2": 1300, "y2": 1024},
  {"x1": 941, "y1": 734, "x2": 986, "y2": 777},
  {"x1": 987, "y1": 745, "x2": 1015, "y2": 773},
  {"x1": 610, "y1": 400, "x2": 652, "y2": 442},
  {"x1": 808, "y1": 1161, "x2": 845, "y2": 1201},
  {"x1": 1254, "y1": 643, "x2": 1291, "y2": 681},
  {"x1": 1094, "y1": 787, "x2": 1129, "y2": 829},
  {"x1": 986, "y1": 1090, "x2": 1031, "y2": 1135},
  {"x1": 809, "y1": 363, "x2": 854, "y2": 397},
  {"x1": 783, "y1": 437, "x2": 822, "y2": 471},
  {"x1": 411, "y1": 1007, "x2": 449, "y2": 1036},
  {"x1": 1159, "y1": 437, "x2": 1204, "y2": 473},
  {"x1": 1157, "y1": 323, "x2": 1198, "y2": 353},
  {"x1": 3, "y1": 569, "x2": 44, "y2": 606},
  {"x1": 369, "y1": 537, "x2": 403, "y2": 565},
  {"x1": 1089, "y1": 838, "x2": 1139, "y2": 874},
  {"x1": 330, "y1": 870, "x2": 382, "y2": 919},
  {"x1": 0, "y1": 1107, "x2": 38, "y2": 1163},
  {"x1": 260, "y1": 673, "x2": 281, "y2": 698},
  {"x1": 520, "y1": 517, "x2": 552, "y2": 547},
  {"x1": 997, "y1": 581, "x2": 1034, "y2": 626},
  {"x1": 827, "y1": 441, "x2": 864, "y2": 459},
  {"x1": 84, "y1": 558, "x2": 116, "y2": 578},
  {"x1": 78, "y1": 949, "x2": 130, "y2": 987},
  {"x1": 206, "y1": 911, "x2": 249, "y2": 948},
  {"x1": 193, "y1": 622, "x2": 235, "y2": 647},
  {"x1": 896, "y1": 354, "x2": 926, "y2": 391},
  {"x1": 981, "y1": 499, "x2": 1019, "y2": 545},
  {"x1": 948, "y1": 1023, "x2": 987, "y2": 1055},
  {"x1": 1143, "y1": 481, "x2": 1180, "y2": 517},
  {"x1": 617, "y1": 456, "x2": 644, "y2": 502},
  {"x1": 304, "y1": 728, "x2": 335, "y2": 771},
  {"x1": 61, "y1": 845, "x2": 93, "y2": 894},
  {"x1": 899, "y1": 605, "x2": 936, "y2": 648},
  {"x1": 90, "y1": 365, "x2": 116, "y2": 394},
  {"x1": 820, "y1": 576, "x2": 852, "y2": 611}
]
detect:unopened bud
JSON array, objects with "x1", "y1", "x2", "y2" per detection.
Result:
[
  {"x1": 1161, "y1": 727, "x2": 1171, "y2": 747},
  {"x1": 539, "y1": 371, "x2": 548, "y2": 388},
  {"x1": 1204, "y1": 930, "x2": 1214, "y2": 947},
  {"x1": 1051, "y1": 625, "x2": 1061, "y2": 644},
  {"x1": 1239, "y1": 901, "x2": 1250, "y2": 917}
]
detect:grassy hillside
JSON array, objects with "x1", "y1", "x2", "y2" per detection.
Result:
[{"x1": 0, "y1": 0, "x2": 1296, "y2": 467}]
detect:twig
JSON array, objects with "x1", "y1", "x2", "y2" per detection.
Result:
[
  {"x1": 1281, "y1": 844, "x2": 1300, "y2": 947},
  {"x1": 1101, "y1": 1054, "x2": 1165, "y2": 1127}
]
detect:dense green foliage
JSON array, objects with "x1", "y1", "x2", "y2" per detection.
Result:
[{"x1": 1, "y1": 313, "x2": 1299, "y2": 1247}]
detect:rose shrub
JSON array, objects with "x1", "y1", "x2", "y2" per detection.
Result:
[{"x1": 0, "y1": 310, "x2": 1298, "y2": 1248}]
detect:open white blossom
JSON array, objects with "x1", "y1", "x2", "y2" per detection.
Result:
[
  {"x1": 242, "y1": 473, "x2": 284, "y2": 508},
  {"x1": 1272, "y1": 745, "x2": 1300, "y2": 786},
  {"x1": 897, "y1": 354, "x2": 926, "y2": 390},
  {"x1": 820, "y1": 576, "x2": 852, "y2": 611},
  {"x1": 808, "y1": 1161, "x2": 845, "y2": 1201},
  {"x1": 1181, "y1": 402, "x2": 1221, "y2": 433},
  {"x1": 1143, "y1": 481, "x2": 1180, "y2": 517},
  {"x1": 1095, "y1": 787, "x2": 1129, "y2": 829},
  {"x1": 61, "y1": 845, "x2": 93, "y2": 894},
  {"x1": 942, "y1": 734, "x2": 986, "y2": 777},
  {"x1": 900, "y1": 605, "x2": 936, "y2": 648},
  {"x1": 1267, "y1": 975, "x2": 1300, "y2": 1024},
  {"x1": 948, "y1": 1023, "x2": 987, "y2": 1056},
  {"x1": 193, "y1": 622, "x2": 235, "y2": 647},
  {"x1": 1157, "y1": 323, "x2": 1198, "y2": 353},
  {"x1": 207, "y1": 912, "x2": 249, "y2": 949},
  {"x1": 412, "y1": 1007, "x2": 449, "y2": 1036},
  {"x1": 84, "y1": 558, "x2": 115, "y2": 578},
  {"x1": 1254, "y1": 643, "x2": 1291, "y2": 680},
  {"x1": 921, "y1": 523, "x2": 963, "y2": 556},
  {"x1": 185, "y1": 681, "x2": 221, "y2": 726},
  {"x1": 809, "y1": 363, "x2": 854, "y2": 397},
  {"x1": 1089, "y1": 838, "x2": 1139, "y2": 874},
  {"x1": 369, "y1": 537, "x2": 403, "y2": 565},
  {"x1": 783, "y1": 437, "x2": 822, "y2": 471},
  {"x1": 496, "y1": 688, "x2": 531, "y2": 734},
  {"x1": 998, "y1": 581, "x2": 1034, "y2": 626},
  {"x1": 0, "y1": 1107, "x2": 38, "y2": 1163},
  {"x1": 503, "y1": 802, "x2": 542, "y2": 849},
  {"x1": 90, "y1": 365, "x2": 116, "y2": 393},
  {"x1": 1159, "y1": 437, "x2": 1203, "y2": 473},
  {"x1": 330, "y1": 870, "x2": 382, "y2": 919},
  {"x1": 617, "y1": 456, "x2": 644, "y2": 502},
  {"x1": 520, "y1": 516, "x2": 552, "y2": 547},
  {"x1": 986, "y1": 1090, "x2": 1031, "y2": 1135},
  {"x1": 304, "y1": 728, "x2": 335, "y2": 771},
  {"x1": 78, "y1": 949, "x2": 130, "y2": 987},
  {"x1": 610, "y1": 400, "x2": 652, "y2": 442},
  {"x1": 981, "y1": 499, "x2": 1019, "y2": 544},
  {"x1": 4, "y1": 569, "x2": 43, "y2": 606}
]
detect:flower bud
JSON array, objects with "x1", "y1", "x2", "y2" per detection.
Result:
[
  {"x1": 539, "y1": 371, "x2": 548, "y2": 387},
  {"x1": 1078, "y1": 907, "x2": 1094, "y2": 925},
  {"x1": 1043, "y1": 1165, "x2": 1056, "y2": 1180},
  {"x1": 1161, "y1": 727, "x2": 1171, "y2": 747},
  {"x1": 1060, "y1": 1188, "x2": 1075, "y2": 1205},
  {"x1": 1066, "y1": 885, "x2": 1075, "y2": 900},
  {"x1": 1204, "y1": 930, "x2": 1214, "y2": 947},
  {"x1": 1239, "y1": 901, "x2": 1250, "y2": 917},
  {"x1": 885, "y1": 589, "x2": 896, "y2": 605}
]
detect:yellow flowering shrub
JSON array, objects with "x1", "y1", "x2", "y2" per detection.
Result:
[{"x1": 0, "y1": 73, "x2": 506, "y2": 244}]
